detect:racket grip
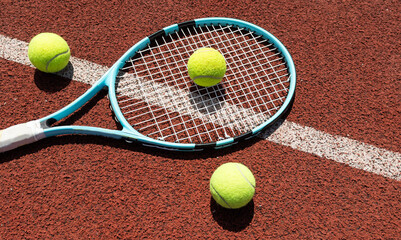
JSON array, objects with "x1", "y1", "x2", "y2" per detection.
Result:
[{"x1": 0, "y1": 120, "x2": 45, "y2": 153}]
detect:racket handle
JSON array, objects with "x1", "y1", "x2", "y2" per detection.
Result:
[{"x1": 0, "y1": 120, "x2": 45, "y2": 153}]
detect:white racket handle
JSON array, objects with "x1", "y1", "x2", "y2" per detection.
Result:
[{"x1": 0, "y1": 120, "x2": 46, "y2": 153}]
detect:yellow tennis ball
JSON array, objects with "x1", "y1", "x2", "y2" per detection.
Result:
[
  {"x1": 187, "y1": 48, "x2": 226, "y2": 87},
  {"x1": 210, "y1": 162, "x2": 256, "y2": 209},
  {"x1": 28, "y1": 32, "x2": 71, "y2": 73}
]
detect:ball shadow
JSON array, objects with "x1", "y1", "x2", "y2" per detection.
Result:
[
  {"x1": 34, "y1": 62, "x2": 73, "y2": 92},
  {"x1": 210, "y1": 197, "x2": 255, "y2": 232},
  {"x1": 188, "y1": 83, "x2": 227, "y2": 115}
]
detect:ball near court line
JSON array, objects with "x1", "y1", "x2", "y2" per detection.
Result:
[
  {"x1": 28, "y1": 32, "x2": 70, "y2": 73},
  {"x1": 210, "y1": 162, "x2": 256, "y2": 209},
  {"x1": 187, "y1": 47, "x2": 226, "y2": 87}
]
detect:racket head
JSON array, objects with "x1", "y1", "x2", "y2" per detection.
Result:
[{"x1": 107, "y1": 17, "x2": 296, "y2": 150}]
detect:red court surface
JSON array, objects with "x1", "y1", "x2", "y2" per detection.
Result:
[{"x1": 1, "y1": 0, "x2": 400, "y2": 239}]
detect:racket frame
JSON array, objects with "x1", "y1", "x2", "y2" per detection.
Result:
[{"x1": 37, "y1": 17, "x2": 296, "y2": 151}]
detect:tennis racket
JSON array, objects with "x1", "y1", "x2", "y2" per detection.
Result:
[{"x1": 0, "y1": 17, "x2": 296, "y2": 152}]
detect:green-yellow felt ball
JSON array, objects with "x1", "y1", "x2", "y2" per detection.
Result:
[
  {"x1": 28, "y1": 32, "x2": 71, "y2": 73},
  {"x1": 210, "y1": 162, "x2": 256, "y2": 209},
  {"x1": 187, "y1": 48, "x2": 226, "y2": 87}
]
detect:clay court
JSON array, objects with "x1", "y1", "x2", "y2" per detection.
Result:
[{"x1": 1, "y1": 0, "x2": 400, "y2": 239}]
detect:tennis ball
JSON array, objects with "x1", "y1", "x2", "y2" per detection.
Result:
[
  {"x1": 187, "y1": 48, "x2": 226, "y2": 87},
  {"x1": 28, "y1": 32, "x2": 71, "y2": 73},
  {"x1": 210, "y1": 162, "x2": 256, "y2": 209}
]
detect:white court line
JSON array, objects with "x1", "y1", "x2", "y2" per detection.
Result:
[
  {"x1": 262, "y1": 121, "x2": 401, "y2": 180},
  {"x1": 1, "y1": 34, "x2": 400, "y2": 180}
]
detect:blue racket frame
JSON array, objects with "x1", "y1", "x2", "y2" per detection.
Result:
[{"x1": 39, "y1": 17, "x2": 296, "y2": 151}]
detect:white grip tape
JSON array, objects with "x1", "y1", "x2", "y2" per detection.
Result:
[{"x1": 0, "y1": 120, "x2": 46, "y2": 153}]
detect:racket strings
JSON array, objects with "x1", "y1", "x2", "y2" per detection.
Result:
[
  {"x1": 116, "y1": 23, "x2": 290, "y2": 144},
  {"x1": 120, "y1": 26, "x2": 287, "y2": 102},
  {"x1": 122, "y1": 34, "x2": 272, "y2": 77},
  {"x1": 122, "y1": 29, "x2": 285, "y2": 100},
  {"x1": 180, "y1": 24, "x2": 289, "y2": 129},
  {"x1": 183, "y1": 25, "x2": 276, "y2": 112},
  {"x1": 188, "y1": 25, "x2": 270, "y2": 131},
  {"x1": 117, "y1": 67, "x2": 288, "y2": 114},
  {"x1": 119, "y1": 35, "x2": 285, "y2": 113},
  {"x1": 117, "y1": 79, "x2": 265, "y2": 143},
  {"x1": 119, "y1": 29, "x2": 284, "y2": 143},
  {"x1": 204, "y1": 24, "x2": 271, "y2": 121},
  {"x1": 121, "y1": 25, "x2": 252, "y2": 71},
  {"x1": 117, "y1": 73, "x2": 240, "y2": 142},
  {"x1": 166, "y1": 25, "x2": 240, "y2": 140}
]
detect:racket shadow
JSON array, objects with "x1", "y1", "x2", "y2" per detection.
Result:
[{"x1": 258, "y1": 92, "x2": 296, "y2": 140}]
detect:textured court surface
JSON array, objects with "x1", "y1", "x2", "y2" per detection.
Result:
[{"x1": 1, "y1": 0, "x2": 400, "y2": 239}]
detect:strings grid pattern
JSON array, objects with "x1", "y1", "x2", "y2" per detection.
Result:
[{"x1": 116, "y1": 24, "x2": 291, "y2": 144}]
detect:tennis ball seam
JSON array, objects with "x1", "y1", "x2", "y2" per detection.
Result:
[
  {"x1": 210, "y1": 182, "x2": 232, "y2": 209},
  {"x1": 236, "y1": 164, "x2": 256, "y2": 189},
  {"x1": 46, "y1": 49, "x2": 70, "y2": 72},
  {"x1": 210, "y1": 163, "x2": 255, "y2": 209}
]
